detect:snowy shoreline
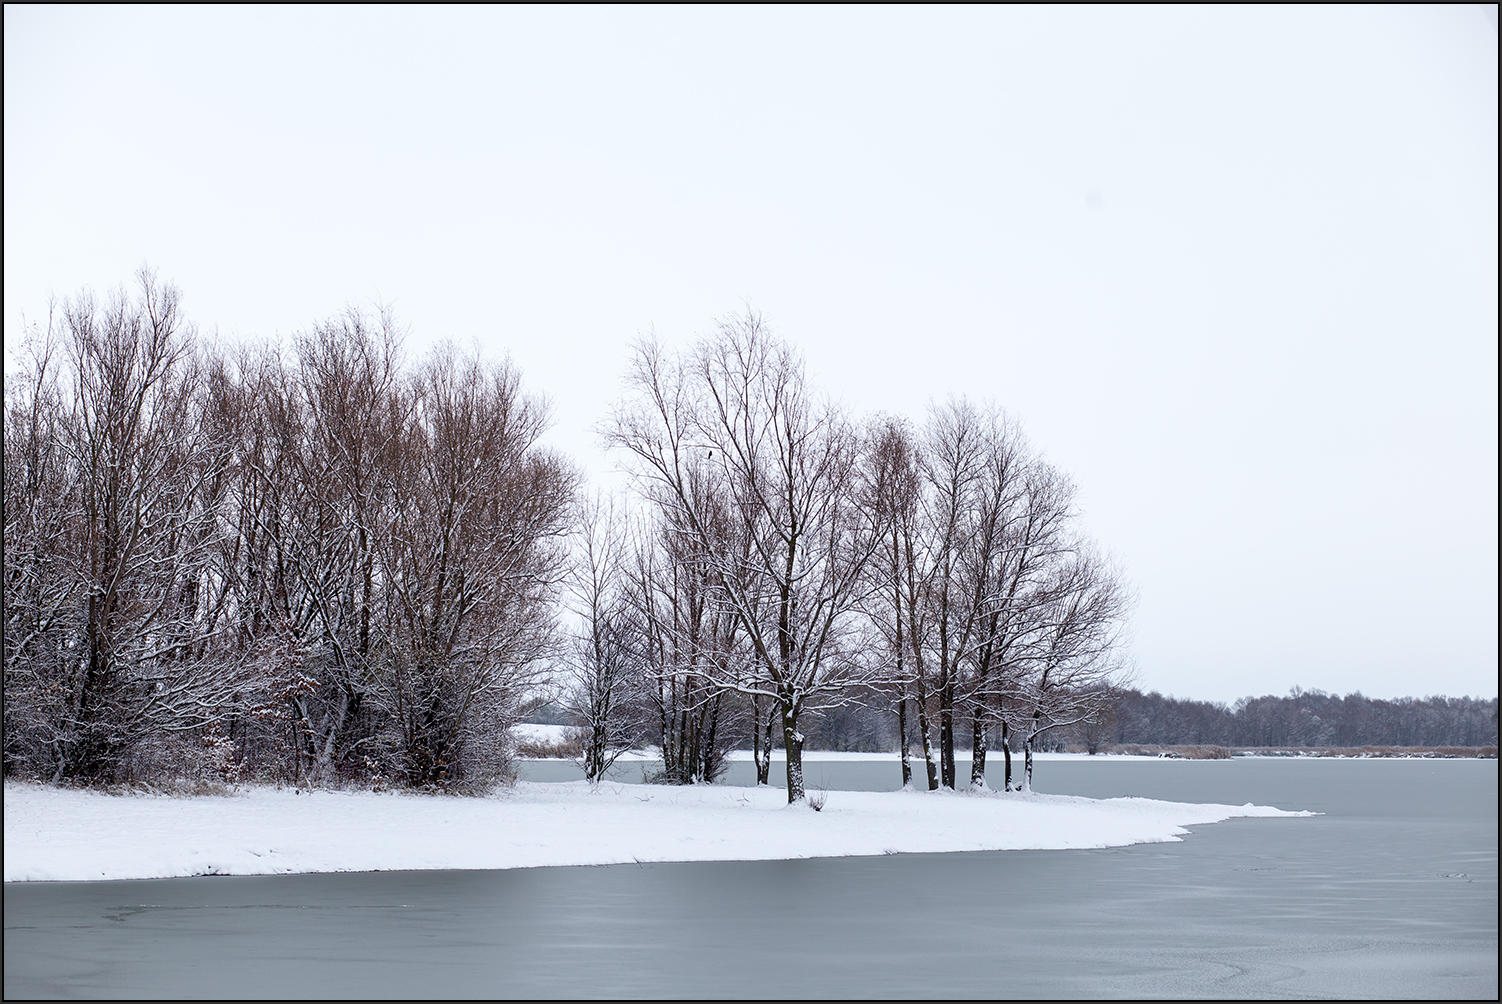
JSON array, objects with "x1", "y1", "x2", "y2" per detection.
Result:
[
  {"x1": 585, "y1": 749, "x2": 1179, "y2": 763},
  {"x1": 3, "y1": 778, "x2": 1311, "y2": 884},
  {"x1": 516, "y1": 727, "x2": 1492, "y2": 762}
]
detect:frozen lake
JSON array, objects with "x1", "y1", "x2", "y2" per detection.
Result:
[{"x1": 4, "y1": 757, "x2": 1495, "y2": 999}]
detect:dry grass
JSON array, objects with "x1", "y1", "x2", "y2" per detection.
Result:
[
  {"x1": 515, "y1": 733, "x2": 584, "y2": 759},
  {"x1": 1080, "y1": 744, "x2": 1496, "y2": 759},
  {"x1": 1238, "y1": 745, "x2": 1497, "y2": 759},
  {"x1": 96, "y1": 778, "x2": 239, "y2": 797},
  {"x1": 1094, "y1": 744, "x2": 1234, "y2": 759}
]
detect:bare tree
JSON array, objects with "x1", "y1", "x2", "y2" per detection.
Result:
[
  {"x1": 563, "y1": 492, "x2": 646, "y2": 783},
  {"x1": 857, "y1": 399, "x2": 1124, "y2": 792},
  {"x1": 255, "y1": 310, "x2": 407, "y2": 784},
  {"x1": 4, "y1": 271, "x2": 252, "y2": 782},
  {"x1": 859, "y1": 415, "x2": 927, "y2": 788},
  {"x1": 865, "y1": 401, "x2": 1035, "y2": 790},
  {"x1": 5, "y1": 317, "x2": 78, "y2": 776},
  {"x1": 209, "y1": 318, "x2": 574, "y2": 790},
  {"x1": 375, "y1": 344, "x2": 574, "y2": 789},
  {"x1": 963, "y1": 426, "x2": 1076, "y2": 789},
  {"x1": 1076, "y1": 687, "x2": 1120, "y2": 754},
  {"x1": 195, "y1": 343, "x2": 306, "y2": 779},
  {"x1": 919, "y1": 398, "x2": 1000, "y2": 789},
  {"x1": 609, "y1": 313, "x2": 879, "y2": 802},
  {"x1": 624, "y1": 501, "x2": 745, "y2": 785},
  {"x1": 1014, "y1": 547, "x2": 1132, "y2": 790}
]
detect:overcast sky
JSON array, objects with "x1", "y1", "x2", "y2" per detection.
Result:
[{"x1": 6, "y1": 6, "x2": 1496, "y2": 703}]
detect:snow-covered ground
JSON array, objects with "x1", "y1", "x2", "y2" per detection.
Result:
[
  {"x1": 3, "y1": 778, "x2": 1310, "y2": 883},
  {"x1": 511, "y1": 722, "x2": 574, "y2": 744}
]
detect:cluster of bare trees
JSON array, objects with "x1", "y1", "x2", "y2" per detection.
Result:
[
  {"x1": 590, "y1": 313, "x2": 1132, "y2": 800},
  {"x1": 4, "y1": 271, "x2": 572, "y2": 788},
  {"x1": 6, "y1": 278, "x2": 1129, "y2": 797},
  {"x1": 4, "y1": 276, "x2": 245, "y2": 784},
  {"x1": 15, "y1": 278, "x2": 1485, "y2": 797},
  {"x1": 861, "y1": 400, "x2": 1132, "y2": 793}
]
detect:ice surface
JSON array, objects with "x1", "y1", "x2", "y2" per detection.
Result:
[{"x1": 5, "y1": 759, "x2": 1492, "y2": 1000}]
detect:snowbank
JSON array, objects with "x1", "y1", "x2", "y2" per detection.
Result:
[
  {"x1": 511, "y1": 722, "x2": 573, "y2": 744},
  {"x1": 3, "y1": 778, "x2": 1311, "y2": 883}
]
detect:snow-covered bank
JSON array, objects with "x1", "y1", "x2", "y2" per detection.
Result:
[
  {"x1": 511, "y1": 722, "x2": 573, "y2": 744},
  {"x1": 3, "y1": 779, "x2": 1311, "y2": 883}
]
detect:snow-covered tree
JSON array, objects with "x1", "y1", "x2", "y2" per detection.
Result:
[
  {"x1": 857, "y1": 399, "x2": 1131, "y2": 791},
  {"x1": 4, "y1": 271, "x2": 253, "y2": 782},
  {"x1": 609, "y1": 313, "x2": 881, "y2": 802},
  {"x1": 859, "y1": 414, "x2": 935, "y2": 788},
  {"x1": 563, "y1": 493, "x2": 647, "y2": 783},
  {"x1": 375, "y1": 344, "x2": 573, "y2": 789},
  {"x1": 1012, "y1": 547, "x2": 1133, "y2": 790}
]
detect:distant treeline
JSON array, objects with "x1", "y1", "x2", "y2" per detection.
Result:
[
  {"x1": 1103, "y1": 688, "x2": 1498, "y2": 750},
  {"x1": 794, "y1": 687, "x2": 1500, "y2": 753},
  {"x1": 534, "y1": 685, "x2": 1500, "y2": 753},
  {"x1": 538, "y1": 685, "x2": 1499, "y2": 753}
]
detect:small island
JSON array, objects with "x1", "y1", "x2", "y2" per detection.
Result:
[{"x1": 3, "y1": 772, "x2": 1309, "y2": 883}]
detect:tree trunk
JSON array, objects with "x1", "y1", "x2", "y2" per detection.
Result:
[
  {"x1": 971, "y1": 644, "x2": 991, "y2": 788},
  {"x1": 1022, "y1": 709, "x2": 1043, "y2": 792},
  {"x1": 897, "y1": 694, "x2": 912, "y2": 788},
  {"x1": 752, "y1": 694, "x2": 776, "y2": 786},
  {"x1": 915, "y1": 689, "x2": 938, "y2": 790},
  {"x1": 587, "y1": 721, "x2": 608, "y2": 783},
  {"x1": 700, "y1": 692, "x2": 722, "y2": 783},
  {"x1": 781, "y1": 700, "x2": 805, "y2": 803},
  {"x1": 970, "y1": 698, "x2": 987, "y2": 788},
  {"x1": 751, "y1": 693, "x2": 766, "y2": 784},
  {"x1": 1000, "y1": 719, "x2": 1013, "y2": 791},
  {"x1": 939, "y1": 677, "x2": 956, "y2": 789}
]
